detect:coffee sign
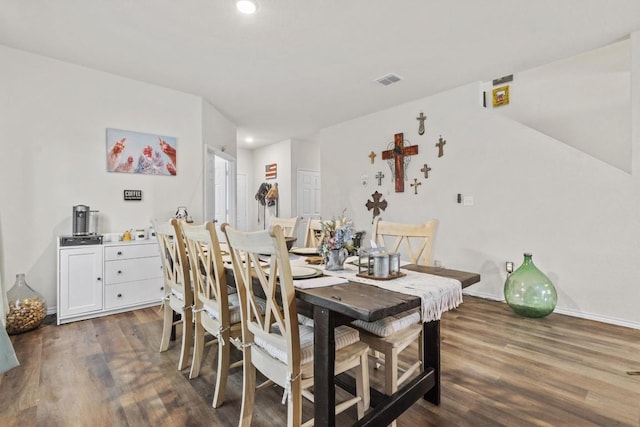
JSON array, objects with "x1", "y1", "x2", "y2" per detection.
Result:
[{"x1": 123, "y1": 190, "x2": 142, "y2": 201}]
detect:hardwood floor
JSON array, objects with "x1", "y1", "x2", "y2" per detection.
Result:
[{"x1": 2, "y1": 296, "x2": 639, "y2": 426}]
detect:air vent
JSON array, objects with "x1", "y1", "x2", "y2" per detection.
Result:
[{"x1": 374, "y1": 73, "x2": 402, "y2": 86}]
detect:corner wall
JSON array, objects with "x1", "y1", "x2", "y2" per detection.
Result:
[
  {"x1": 319, "y1": 35, "x2": 640, "y2": 328},
  {"x1": 0, "y1": 46, "x2": 230, "y2": 309}
]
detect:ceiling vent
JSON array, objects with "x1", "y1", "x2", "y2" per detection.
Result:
[{"x1": 374, "y1": 73, "x2": 402, "y2": 86}]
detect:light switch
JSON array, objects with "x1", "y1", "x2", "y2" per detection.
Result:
[{"x1": 463, "y1": 195, "x2": 474, "y2": 206}]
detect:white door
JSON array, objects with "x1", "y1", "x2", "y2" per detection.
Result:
[
  {"x1": 236, "y1": 173, "x2": 248, "y2": 231},
  {"x1": 296, "y1": 169, "x2": 321, "y2": 244},
  {"x1": 59, "y1": 246, "x2": 103, "y2": 318}
]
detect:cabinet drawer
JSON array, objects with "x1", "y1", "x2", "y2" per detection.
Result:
[
  {"x1": 104, "y1": 257, "x2": 163, "y2": 284},
  {"x1": 104, "y1": 278, "x2": 165, "y2": 310},
  {"x1": 104, "y1": 243, "x2": 160, "y2": 261}
]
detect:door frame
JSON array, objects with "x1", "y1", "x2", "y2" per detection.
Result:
[{"x1": 204, "y1": 145, "x2": 237, "y2": 228}]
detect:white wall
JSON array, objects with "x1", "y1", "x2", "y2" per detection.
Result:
[
  {"x1": 0, "y1": 46, "x2": 233, "y2": 310},
  {"x1": 319, "y1": 34, "x2": 640, "y2": 328},
  {"x1": 290, "y1": 139, "x2": 321, "y2": 216},
  {"x1": 490, "y1": 39, "x2": 631, "y2": 172},
  {"x1": 250, "y1": 140, "x2": 293, "y2": 229}
]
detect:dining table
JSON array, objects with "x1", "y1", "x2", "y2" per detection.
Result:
[
  {"x1": 294, "y1": 263, "x2": 480, "y2": 427},
  {"x1": 220, "y1": 249, "x2": 480, "y2": 427}
]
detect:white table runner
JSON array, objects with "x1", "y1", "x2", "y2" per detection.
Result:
[{"x1": 320, "y1": 261, "x2": 462, "y2": 322}]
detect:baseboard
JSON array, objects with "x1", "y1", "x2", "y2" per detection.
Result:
[{"x1": 462, "y1": 289, "x2": 640, "y2": 330}]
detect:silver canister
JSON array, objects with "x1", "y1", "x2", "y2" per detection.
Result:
[
  {"x1": 373, "y1": 252, "x2": 390, "y2": 278},
  {"x1": 389, "y1": 252, "x2": 401, "y2": 275}
]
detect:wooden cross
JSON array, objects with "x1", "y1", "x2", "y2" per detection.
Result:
[
  {"x1": 417, "y1": 112, "x2": 427, "y2": 135},
  {"x1": 365, "y1": 191, "x2": 388, "y2": 221},
  {"x1": 381, "y1": 133, "x2": 419, "y2": 193},
  {"x1": 375, "y1": 171, "x2": 385, "y2": 186},
  {"x1": 420, "y1": 163, "x2": 431, "y2": 179},
  {"x1": 411, "y1": 178, "x2": 422, "y2": 195},
  {"x1": 436, "y1": 135, "x2": 446, "y2": 158},
  {"x1": 368, "y1": 151, "x2": 377, "y2": 164}
]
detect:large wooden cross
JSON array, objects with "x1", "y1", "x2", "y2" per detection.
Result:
[{"x1": 381, "y1": 133, "x2": 419, "y2": 193}]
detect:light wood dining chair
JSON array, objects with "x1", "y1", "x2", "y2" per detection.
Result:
[
  {"x1": 181, "y1": 221, "x2": 244, "y2": 408},
  {"x1": 222, "y1": 223, "x2": 370, "y2": 427},
  {"x1": 372, "y1": 216, "x2": 438, "y2": 266},
  {"x1": 268, "y1": 216, "x2": 300, "y2": 238},
  {"x1": 302, "y1": 218, "x2": 324, "y2": 248},
  {"x1": 353, "y1": 217, "x2": 438, "y2": 425},
  {"x1": 153, "y1": 218, "x2": 193, "y2": 371}
]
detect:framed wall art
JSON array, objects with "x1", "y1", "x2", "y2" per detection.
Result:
[
  {"x1": 492, "y1": 85, "x2": 510, "y2": 107},
  {"x1": 106, "y1": 128, "x2": 177, "y2": 176},
  {"x1": 265, "y1": 163, "x2": 277, "y2": 179}
]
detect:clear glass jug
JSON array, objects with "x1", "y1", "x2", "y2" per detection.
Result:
[{"x1": 6, "y1": 273, "x2": 47, "y2": 334}]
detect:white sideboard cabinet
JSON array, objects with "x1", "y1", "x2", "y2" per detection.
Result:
[{"x1": 57, "y1": 239, "x2": 164, "y2": 325}]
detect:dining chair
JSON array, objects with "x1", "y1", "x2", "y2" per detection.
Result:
[
  {"x1": 302, "y1": 218, "x2": 323, "y2": 248},
  {"x1": 180, "y1": 221, "x2": 244, "y2": 408},
  {"x1": 222, "y1": 223, "x2": 370, "y2": 427},
  {"x1": 153, "y1": 218, "x2": 194, "y2": 371},
  {"x1": 353, "y1": 216, "x2": 438, "y2": 425},
  {"x1": 268, "y1": 216, "x2": 300, "y2": 238}
]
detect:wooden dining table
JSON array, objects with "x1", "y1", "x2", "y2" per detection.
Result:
[{"x1": 294, "y1": 264, "x2": 480, "y2": 427}]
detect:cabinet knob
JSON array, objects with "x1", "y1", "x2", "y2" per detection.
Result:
[
  {"x1": 117, "y1": 293, "x2": 122, "y2": 298},
  {"x1": 97, "y1": 277, "x2": 102, "y2": 281},
  {"x1": 160, "y1": 286, "x2": 164, "y2": 291},
  {"x1": 117, "y1": 270, "x2": 123, "y2": 274},
  {"x1": 117, "y1": 251, "x2": 123, "y2": 256}
]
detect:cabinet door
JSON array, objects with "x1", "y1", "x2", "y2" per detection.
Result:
[{"x1": 59, "y1": 247, "x2": 103, "y2": 318}]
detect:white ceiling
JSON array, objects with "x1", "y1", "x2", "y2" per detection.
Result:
[{"x1": 1, "y1": 0, "x2": 640, "y2": 149}]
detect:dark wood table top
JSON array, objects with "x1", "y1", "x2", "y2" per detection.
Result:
[{"x1": 295, "y1": 264, "x2": 481, "y2": 323}]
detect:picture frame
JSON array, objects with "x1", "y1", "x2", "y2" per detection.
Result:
[
  {"x1": 492, "y1": 85, "x2": 510, "y2": 107},
  {"x1": 106, "y1": 128, "x2": 177, "y2": 176}
]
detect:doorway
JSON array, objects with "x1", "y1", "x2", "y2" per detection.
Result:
[
  {"x1": 296, "y1": 169, "x2": 321, "y2": 245},
  {"x1": 204, "y1": 145, "x2": 236, "y2": 239}
]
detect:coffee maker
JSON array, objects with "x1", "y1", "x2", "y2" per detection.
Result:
[
  {"x1": 60, "y1": 205, "x2": 102, "y2": 246},
  {"x1": 73, "y1": 205, "x2": 90, "y2": 236}
]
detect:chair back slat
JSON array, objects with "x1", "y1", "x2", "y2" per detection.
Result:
[
  {"x1": 181, "y1": 221, "x2": 229, "y2": 324},
  {"x1": 303, "y1": 218, "x2": 324, "y2": 248},
  {"x1": 269, "y1": 216, "x2": 300, "y2": 238},
  {"x1": 372, "y1": 217, "x2": 438, "y2": 266},
  {"x1": 223, "y1": 224, "x2": 301, "y2": 372},
  {"x1": 153, "y1": 218, "x2": 192, "y2": 306}
]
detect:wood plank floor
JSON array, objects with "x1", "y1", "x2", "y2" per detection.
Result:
[{"x1": 1, "y1": 296, "x2": 639, "y2": 426}]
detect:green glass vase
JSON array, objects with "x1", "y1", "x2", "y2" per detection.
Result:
[{"x1": 504, "y1": 253, "x2": 557, "y2": 318}]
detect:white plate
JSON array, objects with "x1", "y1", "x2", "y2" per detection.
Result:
[
  {"x1": 289, "y1": 247, "x2": 321, "y2": 256},
  {"x1": 264, "y1": 265, "x2": 321, "y2": 279},
  {"x1": 291, "y1": 266, "x2": 321, "y2": 279}
]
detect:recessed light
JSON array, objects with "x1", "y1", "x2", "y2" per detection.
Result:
[
  {"x1": 237, "y1": 0, "x2": 258, "y2": 14},
  {"x1": 245, "y1": 137, "x2": 254, "y2": 143}
]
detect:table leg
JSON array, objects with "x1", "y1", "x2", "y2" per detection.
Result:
[
  {"x1": 313, "y1": 306, "x2": 335, "y2": 427},
  {"x1": 423, "y1": 320, "x2": 440, "y2": 405}
]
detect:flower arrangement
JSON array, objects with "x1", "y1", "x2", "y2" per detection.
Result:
[{"x1": 320, "y1": 210, "x2": 355, "y2": 255}]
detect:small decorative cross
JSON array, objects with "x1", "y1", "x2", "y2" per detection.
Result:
[
  {"x1": 417, "y1": 112, "x2": 427, "y2": 135},
  {"x1": 365, "y1": 191, "x2": 388, "y2": 222},
  {"x1": 436, "y1": 135, "x2": 446, "y2": 158},
  {"x1": 410, "y1": 178, "x2": 422, "y2": 195},
  {"x1": 375, "y1": 171, "x2": 385, "y2": 186},
  {"x1": 368, "y1": 151, "x2": 377, "y2": 164},
  {"x1": 420, "y1": 163, "x2": 431, "y2": 179}
]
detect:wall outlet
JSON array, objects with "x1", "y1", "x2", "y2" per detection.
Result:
[
  {"x1": 505, "y1": 261, "x2": 514, "y2": 274},
  {"x1": 463, "y1": 195, "x2": 474, "y2": 206}
]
